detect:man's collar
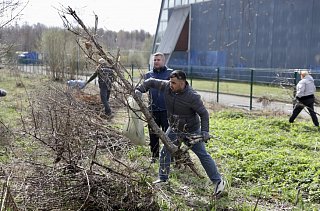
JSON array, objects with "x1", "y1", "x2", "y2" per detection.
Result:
[{"x1": 153, "y1": 66, "x2": 166, "y2": 73}]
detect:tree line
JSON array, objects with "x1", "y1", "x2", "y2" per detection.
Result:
[{"x1": 0, "y1": 23, "x2": 154, "y2": 79}]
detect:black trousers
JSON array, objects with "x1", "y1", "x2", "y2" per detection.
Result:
[
  {"x1": 99, "y1": 82, "x2": 111, "y2": 115},
  {"x1": 148, "y1": 111, "x2": 169, "y2": 158},
  {"x1": 289, "y1": 95, "x2": 319, "y2": 126}
]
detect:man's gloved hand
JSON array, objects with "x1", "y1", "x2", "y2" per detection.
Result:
[
  {"x1": 135, "y1": 89, "x2": 142, "y2": 99},
  {"x1": 0, "y1": 89, "x2": 7, "y2": 97},
  {"x1": 201, "y1": 131, "x2": 211, "y2": 142}
]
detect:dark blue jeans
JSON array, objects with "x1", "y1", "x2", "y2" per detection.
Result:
[
  {"x1": 99, "y1": 82, "x2": 111, "y2": 115},
  {"x1": 148, "y1": 111, "x2": 169, "y2": 158},
  {"x1": 159, "y1": 128, "x2": 222, "y2": 184}
]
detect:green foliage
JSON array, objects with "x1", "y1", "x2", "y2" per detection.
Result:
[
  {"x1": 210, "y1": 110, "x2": 320, "y2": 208},
  {"x1": 127, "y1": 145, "x2": 150, "y2": 160}
]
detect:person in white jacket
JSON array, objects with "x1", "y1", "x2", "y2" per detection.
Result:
[{"x1": 289, "y1": 70, "x2": 319, "y2": 126}]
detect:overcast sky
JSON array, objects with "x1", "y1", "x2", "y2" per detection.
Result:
[{"x1": 20, "y1": 0, "x2": 161, "y2": 34}]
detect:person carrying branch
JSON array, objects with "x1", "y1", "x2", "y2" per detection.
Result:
[
  {"x1": 144, "y1": 52, "x2": 172, "y2": 163},
  {"x1": 82, "y1": 58, "x2": 115, "y2": 119},
  {"x1": 135, "y1": 70, "x2": 225, "y2": 197},
  {"x1": 289, "y1": 70, "x2": 319, "y2": 127}
]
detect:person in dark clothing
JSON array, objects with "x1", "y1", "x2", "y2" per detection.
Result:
[
  {"x1": 289, "y1": 70, "x2": 319, "y2": 126},
  {"x1": 144, "y1": 52, "x2": 172, "y2": 163},
  {"x1": 135, "y1": 70, "x2": 225, "y2": 197},
  {"x1": 82, "y1": 58, "x2": 115, "y2": 118}
]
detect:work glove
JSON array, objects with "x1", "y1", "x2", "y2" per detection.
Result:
[
  {"x1": 134, "y1": 89, "x2": 142, "y2": 99},
  {"x1": 0, "y1": 89, "x2": 7, "y2": 97},
  {"x1": 201, "y1": 131, "x2": 211, "y2": 142}
]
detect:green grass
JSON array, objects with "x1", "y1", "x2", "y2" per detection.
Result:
[
  {"x1": 0, "y1": 70, "x2": 49, "y2": 125},
  {"x1": 126, "y1": 109, "x2": 320, "y2": 210},
  {"x1": 190, "y1": 79, "x2": 295, "y2": 102},
  {"x1": 208, "y1": 110, "x2": 320, "y2": 210}
]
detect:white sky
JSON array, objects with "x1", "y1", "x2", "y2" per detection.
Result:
[{"x1": 19, "y1": 0, "x2": 162, "y2": 34}]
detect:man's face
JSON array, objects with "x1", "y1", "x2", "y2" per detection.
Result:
[
  {"x1": 153, "y1": 55, "x2": 165, "y2": 69},
  {"x1": 170, "y1": 77, "x2": 185, "y2": 93}
]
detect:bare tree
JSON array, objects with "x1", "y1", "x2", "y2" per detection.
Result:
[{"x1": 0, "y1": 0, "x2": 28, "y2": 59}]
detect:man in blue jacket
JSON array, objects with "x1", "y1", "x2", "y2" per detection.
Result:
[
  {"x1": 144, "y1": 52, "x2": 172, "y2": 163},
  {"x1": 135, "y1": 70, "x2": 225, "y2": 197}
]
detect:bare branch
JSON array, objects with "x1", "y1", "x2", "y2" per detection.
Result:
[{"x1": 60, "y1": 6, "x2": 178, "y2": 154}]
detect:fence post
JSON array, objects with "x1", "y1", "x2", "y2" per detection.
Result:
[
  {"x1": 190, "y1": 66, "x2": 193, "y2": 86},
  {"x1": 293, "y1": 71, "x2": 298, "y2": 98},
  {"x1": 250, "y1": 69, "x2": 254, "y2": 110},
  {"x1": 294, "y1": 71, "x2": 298, "y2": 86},
  {"x1": 216, "y1": 67, "x2": 220, "y2": 103}
]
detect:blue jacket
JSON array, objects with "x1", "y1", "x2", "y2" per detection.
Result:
[{"x1": 144, "y1": 66, "x2": 172, "y2": 112}]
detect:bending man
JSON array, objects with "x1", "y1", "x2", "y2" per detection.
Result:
[
  {"x1": 135, "y1": 70, "x2": 225, "y2": 196},
  {"x1": 83, "y1": 58, "x2": 115, "y2": 119}
]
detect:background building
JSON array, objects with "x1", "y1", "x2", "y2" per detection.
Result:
[{"x1": 152, "y1": 0, "x2": 320, "y2": 82}]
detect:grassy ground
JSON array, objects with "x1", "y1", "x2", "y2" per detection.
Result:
[
  {"x1": 190, "y1": 79, "x2": 294, "y2": 101},
  {"x1": 1, "y1": 69, "x2": 320, "y2": 210},
  {"x1": 125, "y1": 106, "x2": 320, "y2": 210},
  {"x1": 209, "y1": 109, "x2": 320, "y2": 210},
  {"x1": 0, "y1": 70, "x2": 49, "y2": 126}
]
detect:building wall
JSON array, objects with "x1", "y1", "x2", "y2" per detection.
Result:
[{"x1": 168, "y1": 0, "x2": 320, "y2": 70}]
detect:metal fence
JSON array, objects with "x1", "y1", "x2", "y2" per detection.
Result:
[
  {"x1": 171, "y1": 65, "x2": 320, "y2": 86},
  {"x1": 15, "y1": 63, "x2": 320, "y2": 110}
]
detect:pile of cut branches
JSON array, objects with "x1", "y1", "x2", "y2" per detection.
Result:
[{"x1": 7, "y1": 81, "x2": 159, "y2": 210}]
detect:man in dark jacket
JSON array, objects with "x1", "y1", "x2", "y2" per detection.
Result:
[
  {"x1": 83, "y1": 58, "x2": 115, "y2": 118},
  {"x1": 144, "y1": 52, "x2": 172, "y2": 163},
  {"x1": 135, "y1": 70, "x2": 225, "y2": 197}
]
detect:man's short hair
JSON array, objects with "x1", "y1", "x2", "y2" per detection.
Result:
[
  {"x1": 170, "y1": 70, "x2": 186, "y2": 81},
  {"x1": 153, "y1": 52, "x2": 165, "y2": 57}
]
